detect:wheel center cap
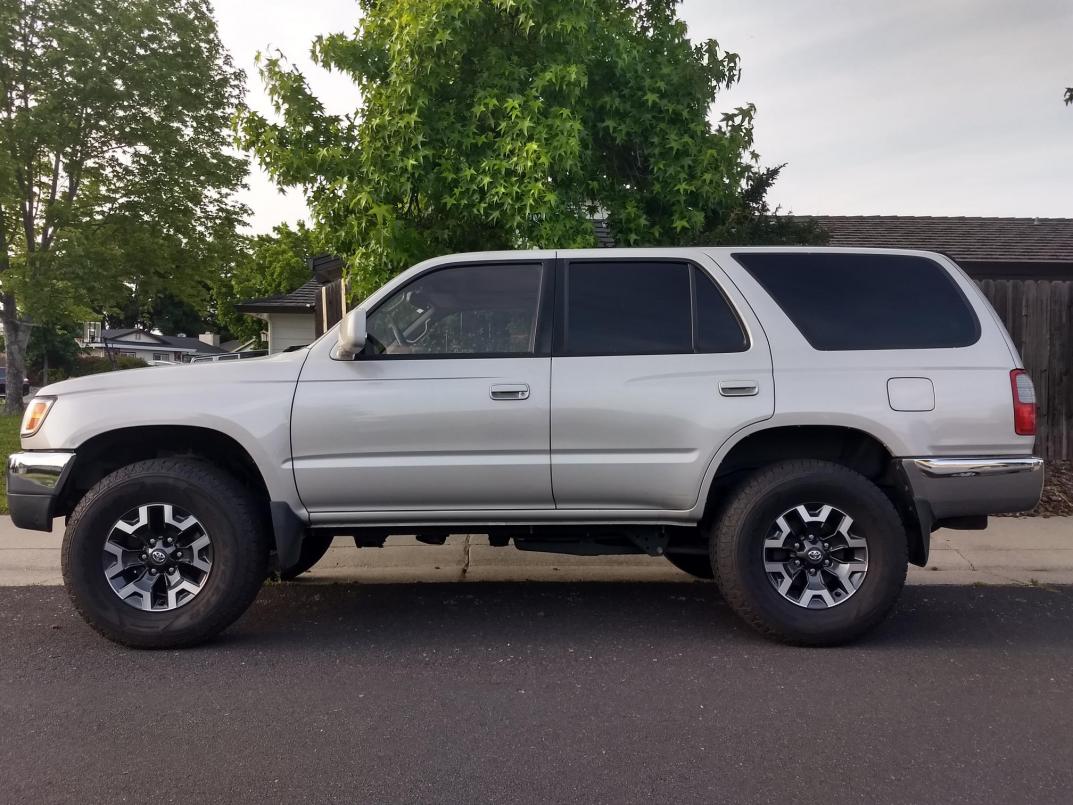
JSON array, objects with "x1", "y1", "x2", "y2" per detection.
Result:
[
  {"x1": 149, "y1": 548, "x2": 169, "y2": 566},
  {"x1": 805, "y1": 547, "x2": 824, "y2": 564}
]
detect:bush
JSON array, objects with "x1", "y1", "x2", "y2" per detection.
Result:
[{"x1": 47, "y1": 355, "x2": 148, "y2": 382}]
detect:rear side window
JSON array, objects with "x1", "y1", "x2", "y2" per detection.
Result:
[
  {"x1": 563, "y1": 261, "x2": 692, "y2": 354},
  {"x1": 734, "y1": 252, "x2": 979, "y2": 350},
  {"x1": 694, "y1": 268, "x2": 748, "y2": 353}
]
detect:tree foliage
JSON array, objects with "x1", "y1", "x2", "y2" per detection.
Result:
[
  {"x1": 0, "y1": 0, "x2": 247, "y2": 409},
  {"x1": 214, "y1": 220, "x2": 318, "y2": 343},
  {"x1": 237, "y1": 0, "x2": 818, "y2": 298}
]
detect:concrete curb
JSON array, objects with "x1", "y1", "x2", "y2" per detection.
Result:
[{"x1": 3, "y1": 516, "x2": 1071, "y2": 587}]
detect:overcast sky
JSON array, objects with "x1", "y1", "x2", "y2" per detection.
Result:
[{"x1": 215, "y1": 0, "x2": 1073, "y2": 234}]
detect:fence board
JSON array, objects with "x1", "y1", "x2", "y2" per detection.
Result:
[{"x1": 977, "y1": 278, "x2": 1072, "y2": 460}]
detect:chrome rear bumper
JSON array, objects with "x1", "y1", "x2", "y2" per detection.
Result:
[{"x1": 901, "y1": 456, "x2": 1044, "y2": 520}]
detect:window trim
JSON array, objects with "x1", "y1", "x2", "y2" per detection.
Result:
[
  {"x1": 732, "y1": 251, "x2": 982, "y2": 351},
  {"x1": 348, "y1": 258, "x2": 555, "y2": 362},
  {"x1": 553, "y1": 257, "x2": 751, "y2": 357}
]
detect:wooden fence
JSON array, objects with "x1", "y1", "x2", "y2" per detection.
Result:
[
  {"x1": 314, "y1": 278, "x2": 348, "y2": 339},
  {"x1": 977, "y1": 279, "x2": 1072, "y2": 460}
]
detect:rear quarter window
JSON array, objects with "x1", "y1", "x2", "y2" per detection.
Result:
[{"x1": 733, "y1": 252, "x2": 980, "y2": 350}]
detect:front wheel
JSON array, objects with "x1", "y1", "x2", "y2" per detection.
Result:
[
  {"x1": 61, "y1": 458, "x2": 270, "y2": 648},
  {"x1": 712, "y1": 460, "x2": 907, "y2": 646}
]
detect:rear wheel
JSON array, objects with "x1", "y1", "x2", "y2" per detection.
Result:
[
  {"x1": 712, "y1": 460, "x2": 907, "y2": 645},
  {"x1": 61, "y1": 458, "x2": 270, "y2": 648},
  {"x1": 664, "y1": 552, "x2": 715, "y2": 580}
]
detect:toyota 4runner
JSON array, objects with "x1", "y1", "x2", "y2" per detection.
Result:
[{"x1": 8, "y1": 248, "x2": 1043, "y2": 647}]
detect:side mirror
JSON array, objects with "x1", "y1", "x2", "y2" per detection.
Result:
[{"x1": 334, "y1": 307, "x2": 367, "y2": 359}]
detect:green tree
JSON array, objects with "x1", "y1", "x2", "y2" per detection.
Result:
[
  {"x1": 237, "y1": 0, "x2": 817, "y2": 300},
  {"x1": 214, "y1": 221, "x2": 318, "y2": 344},
  {"x1": 0, "y1": 0, "x2": 247, "y2": 412}
]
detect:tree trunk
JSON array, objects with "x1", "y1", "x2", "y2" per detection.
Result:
[{"x1": 2, "y1": 291, "x2": 31, "y2": 415}]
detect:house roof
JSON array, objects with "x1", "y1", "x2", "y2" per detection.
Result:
[
  {"x1": 98, "y1": 329, "x2": 227, "y2": 355},
  {"x1": 234, "y1": 279, "x2": 321, "y2": 315},
  {"x1": 806, "y1": 216, "x2": 1073, "y2": 264}
]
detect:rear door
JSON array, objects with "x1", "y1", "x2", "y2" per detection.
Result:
[{"x1": 550, "y1": 254, "x2": 774, "y2": 511}]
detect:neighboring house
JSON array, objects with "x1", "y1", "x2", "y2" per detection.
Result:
[
  {"x1": 235, "y1": 254, "x2": 348, "y2": 354},
  {"x1": 807, "y1": 215, "x2": 1073, "y2": 280},
  {"x1": 80, "y1": 325, "x2": 229, "y2": 365}
]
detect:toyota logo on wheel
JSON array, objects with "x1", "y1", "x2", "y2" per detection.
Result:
[{"x1": 806, "y1": 548, "x2": 823, "y2": 563}]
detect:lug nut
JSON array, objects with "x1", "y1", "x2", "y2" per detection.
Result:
[
  {"x1": 167, "y1": 566, "x2": 176, "y2": 574},
  {"x1": 824, "y1": 559, "x2": 831, "y2": 566},
  {"x1": 174, "y1": 550, "x2": 183, "y2": 559},
  {"x1": 140, "y1": 553, "x2": 147, "y2": 560},
  {"x1": 795, "y1": 543, "x2": 802, "y2": 550},
  {"x1": 148, "y1": 538, "x2": 157, "y2": 546},
  {"x1": 149, "y1": 568, "x2": 158, "y2": 575},
  {"x1": 823, "y1": 542, "x2": 829, "y2": 550},
  {"x1": 165, "y1": 537, "x2": 173, "y2": 545},
  {"x1": 809, "y1": 568, "x2": 817, "y2": 575}
]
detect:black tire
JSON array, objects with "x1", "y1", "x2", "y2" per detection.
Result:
[
  {"x1": 279, "y1": 532, "x2": 335, "y2": 580},
  {"x1": 664, "y1": 552, "x2": 715, "y2": 580},
  {"x1": 712, "y1": 460, "x2": 907, "y2": 646},
  {"x1": 61, "y1": 458, "x2": 270, "y2": 649}
]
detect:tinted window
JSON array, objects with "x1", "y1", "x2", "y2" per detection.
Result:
[
  {"x1": 734, "y1": 252, "x2": 979, "y2": 350},
  {"x1": 564, "y1": 261, "x2": 691, "y2": 354},
  {"x1": 367, "y1": 263, "x2": 543, "y2": 357},
  {"x1": 694, "y1": 268, "x2": 748, "y2": 352}
]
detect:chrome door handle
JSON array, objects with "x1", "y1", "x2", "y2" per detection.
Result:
[
  {"x1": 718, "y1": 380, "x2": 759, "y2": 397},
  {"x1": 490, "y1": 383, "x2": 530, "y2": 401}
]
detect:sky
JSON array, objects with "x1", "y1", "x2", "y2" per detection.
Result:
[{"x1": 215, "y1": 0, "x2": 1073, "y2": 234}]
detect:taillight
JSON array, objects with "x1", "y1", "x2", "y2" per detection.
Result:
[{"x1": 1010, "y1": 370, "x2": 1036, "y2": 436}]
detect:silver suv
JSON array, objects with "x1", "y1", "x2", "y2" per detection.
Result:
[{"x1": 8, "y1": 248, "x2": 1043, "y2": 647}]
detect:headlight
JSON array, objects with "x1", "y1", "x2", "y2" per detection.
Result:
[{"x1": 21, "y1": 397, "x2": 56, "y2": 437}]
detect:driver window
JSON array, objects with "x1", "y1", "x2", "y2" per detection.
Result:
[{"x1": 366, "y1": 262, "x2": 544, "y2": 357}]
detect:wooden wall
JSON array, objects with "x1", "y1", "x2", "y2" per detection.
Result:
[{"x1": 977, "y1": 279, "x2": 1072, "y2": 460}]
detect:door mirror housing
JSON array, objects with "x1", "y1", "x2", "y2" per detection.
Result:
[{"x1": 334, "y1": 307, "x2": 367, "y2": 359}]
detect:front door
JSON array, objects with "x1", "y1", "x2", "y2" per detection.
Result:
[
  {"x1": 550, "y1": 255, "x2": 774, "y2": 511},
  {"x1": 291, "y1": 259, "x2": 554, "y2": 515}
]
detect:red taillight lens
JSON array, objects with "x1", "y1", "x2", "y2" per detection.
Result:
[{"x1": 1010, "y1": 370, "x2": 1036, "y2": 436}]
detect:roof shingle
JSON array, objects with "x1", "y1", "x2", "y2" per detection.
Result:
[{"x1": 806, "y1": 216, "x2": 1073, "y2": 263}]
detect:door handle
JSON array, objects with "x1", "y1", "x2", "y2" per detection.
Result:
[
  {"x1": 490, "y1": 383, "x2": 530, "y2": 401},
  {"x1": 718, "y1": 380, "x2": 759, "y2": 397}
]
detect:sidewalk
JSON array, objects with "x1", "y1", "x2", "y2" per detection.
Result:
[{"x1": 1, "y1": 515, "x2": 1070, "y2": 587}]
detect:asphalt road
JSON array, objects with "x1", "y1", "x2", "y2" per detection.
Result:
[{"x1": 2, "y1": 583, "x2": 1072, "y2": 805}]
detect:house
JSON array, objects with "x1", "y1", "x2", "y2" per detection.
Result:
[
  {"x1": 80, "y1": 325, "x2": 229, "y2": 365},
  {"x1": 235, "y1": 254, "x2": 348, "y2": 354},
  {"x1": 807, "y1": 216, "x2": 1073, "y2": 280}
]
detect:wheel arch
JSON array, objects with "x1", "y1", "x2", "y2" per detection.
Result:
[
  {"x1": 58, "y1": 425, "x2": 272, "y2": 524},
  {"x1": 700, "y1": 424, "x2": 929, "y2": 566}
]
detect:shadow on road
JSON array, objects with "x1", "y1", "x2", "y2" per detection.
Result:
[{"x1": 210, "y1": 580, "x2": 1073, "y2": 654}]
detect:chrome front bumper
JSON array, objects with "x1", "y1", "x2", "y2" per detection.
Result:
[
  {"x1": 901, "y1": 456, "x2": 1044, "y2": 521},
  {"x1": 7, "y1": 451, "x2": 76, "y2": 531}
]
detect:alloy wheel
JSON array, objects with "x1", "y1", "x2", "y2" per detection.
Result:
[
  {"x1": 762, "y1": 503, "x2": 869, "y2": 609},
  {"x1": 101, "y1": 503, "x2": 213, "y2": 611}
]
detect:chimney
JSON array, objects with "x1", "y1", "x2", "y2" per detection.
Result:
[{"x1": 199, "y1": 332, "x2": 221, "y2": 347}]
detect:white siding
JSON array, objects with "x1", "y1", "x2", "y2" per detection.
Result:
[{"x1": 267, "y1": 313, "x2": 315, "y2": 354}]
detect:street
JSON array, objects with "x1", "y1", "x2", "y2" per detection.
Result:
[{"x1": 2, "y1": 582, "x2": 1072, "y2": 804}]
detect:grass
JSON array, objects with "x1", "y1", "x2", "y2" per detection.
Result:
[{"x1": 0, "y1": 414, "x2": 23, "y2": 515}]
